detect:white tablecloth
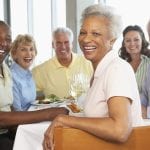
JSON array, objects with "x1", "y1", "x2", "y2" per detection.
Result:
[
  {"x1": 13, "y1": 121, "x2": 51, "y2": 150},
  {"x1": 13, "y1": 119, "x2": 150, "y2": 150},
  {"x1": 13, "y1": 100, "x2": 150, "y2": 150},
  {"x1": 13, "y1": 100, "x2": 85, "y2": 150}
]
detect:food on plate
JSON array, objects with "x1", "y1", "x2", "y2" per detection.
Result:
[
  {"x1": 38, "y1": 99, "x2": 51, "y2": 104},
  {"x1": 67, "y1": 102, "x2": 82, "y2": 113},
  {"x1": 64, "y1": 95, "x2": 75, "y2": 100},
  {"x1": 38, "y1": 94, "x2": 62, "y2": 104},
  {"x1": 47, "y1": 94, "x2": 60, "y2": 101}
]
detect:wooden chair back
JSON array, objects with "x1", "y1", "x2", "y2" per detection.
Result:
[{"x1": 54, "y1": 125, "x2": 150, "y2": 150}]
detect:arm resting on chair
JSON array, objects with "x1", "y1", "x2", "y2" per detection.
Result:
[{"x1": 54, "y1": 126, "x2": 150, "y2": 150}]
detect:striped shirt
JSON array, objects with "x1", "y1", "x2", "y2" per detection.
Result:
[{"x1": 135, "y1": 55, "x2": 150, "y2": 94}]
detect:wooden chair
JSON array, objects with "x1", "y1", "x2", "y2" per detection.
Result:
[{"x1": 54, "y1": 125, "x2": 150, "y2": 150}]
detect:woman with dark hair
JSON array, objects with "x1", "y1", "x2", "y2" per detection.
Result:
[{"x1": 119, "y1": 25, "x2": 150, "y2": 95}]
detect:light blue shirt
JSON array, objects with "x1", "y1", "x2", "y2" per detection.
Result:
[{"x1": 10, "y1": 62, "x2": 36, "y2": 111}]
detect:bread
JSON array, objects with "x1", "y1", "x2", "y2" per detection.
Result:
[{"x1": 67, "y1": 102, "x2": 81, "y2": 113}]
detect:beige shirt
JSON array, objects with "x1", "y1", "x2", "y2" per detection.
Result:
[
  {"x1": 0, "y1": 63, "x2": 13, "y2": 134},
  {"x1": 32, "y1": 53, "x2": 93, "y2": 98}
]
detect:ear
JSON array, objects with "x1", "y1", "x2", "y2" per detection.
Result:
[
  {"x1": 110, "y1": 38, "x2": 116, "y2": 46},
  {"x1": 52, "y1": 42, "x2": 54, "y2": 48}
]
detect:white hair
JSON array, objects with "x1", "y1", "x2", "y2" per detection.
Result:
[
  {"x1": 81, "y1": 4, "x2": 123, "y2": 39},
  {"x1": 52, "y1": 27, "x2": 74, "y2": 43}
]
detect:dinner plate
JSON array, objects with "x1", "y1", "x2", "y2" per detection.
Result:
[{"x1": 31, "y1": 100, "x2": 61, "y2": 107}]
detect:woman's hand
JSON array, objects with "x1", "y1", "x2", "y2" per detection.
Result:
[
  {"x1": 43, "y1": 114, "x2": 68, "y2": 150},
  {"x1": 43, "y1": 121, "x2": 55, "y2": 150}
]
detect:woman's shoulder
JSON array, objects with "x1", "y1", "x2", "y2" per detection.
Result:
[
  {"x1": 141, "y1": 54, "x2": 150, "y2": 64},
  {"x1": 108, "y1": 57, "x2": 134, "y2": 74}
]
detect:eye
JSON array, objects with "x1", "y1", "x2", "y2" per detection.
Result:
[
  {"x1": 56, "y1": 42, "x2": 62, "y2": 47},
  {"x1": 134, "y1": 38, "x2": 140, "y2": 42},
  {"x1": 30, "y1": 47, "x2": 34, "y2": 51},
  {"x1": 124, "y1": 39, "x2": 131, "y2": 43},
  {"x1": 6, "y1": 38, "x2": 11, "y2": 43},
  {"x1": 92, "y1": 32, "x2": 101, "y2": 36},
  {"x1": 79, "y1": 31, "x2": 86, "y2": 36},
  {"x1": 20, "y1": 48, "x2": 26, "y2": 51},
  {"x1": 64, "y1": 41, "x2": 69, "y2": 45}
]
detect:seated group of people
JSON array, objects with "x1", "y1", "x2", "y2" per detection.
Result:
[
  {"x1": 10, "y1": 27, "x2": 93, "y2": 111},
  {"x1": 0, "y1": 3, "x2": 150, "y2": 150}
]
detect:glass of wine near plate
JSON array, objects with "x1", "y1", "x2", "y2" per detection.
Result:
[{"x1": 69, "y1": 73, "x2": 90, "y2": 105}]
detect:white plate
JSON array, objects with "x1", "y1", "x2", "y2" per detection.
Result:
[{"x1": 31, "y1": 100, "x2": 61, "y2": 107}]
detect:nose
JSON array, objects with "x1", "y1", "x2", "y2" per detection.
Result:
[
  {"x1": 0, "y1": 39, "x2": 7, "y2": 47},
  {"x1": 61, "y1": 43, "x2": 66, "y2": 49},
  {"x1": 81, "y1": 34, "x2": 92, "y2": 43},
  {"x1": 131, "y1": 39, "x2": 137, "y2": 45},
  {"x1": 25, "y1": 49, "x2": 32, "y2": 56}
]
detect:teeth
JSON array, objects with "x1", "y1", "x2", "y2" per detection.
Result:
[
  {"x1": 24, "y1": 57, "x2": 32, "y2": 63},
  {"x1": 0, "y1": 49, "x2": 5, "y2": 53},
  {"x1": 83, "y1": 46, "x2": 96, "y2": 52},
  {"x1": 84, "y1": 46, "x2": 96, "y2": 50},
  {"x1": 60, "y1": 50, "x2": 66, "y2": 53},
  {"x1": 24, "y1": 57, "x2": 32, "y2": 60}
]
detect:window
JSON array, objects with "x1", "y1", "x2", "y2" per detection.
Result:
[
  {"x1": 32, "y1": 0, "x2": 52, "y2": 65},
  {"x1": 10, "y1": 0, "x2": 66, "y2": 66},
  {"x1": 10, "y1": 0, "x2": 28, "y2": 36},
  {"x1": 0, "y1": 0, "x2": 4, "y2": 20}
]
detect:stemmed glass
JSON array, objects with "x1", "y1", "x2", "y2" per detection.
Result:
[{"x1": 69, "y1": 73, "x2": 90, "y2": 104}]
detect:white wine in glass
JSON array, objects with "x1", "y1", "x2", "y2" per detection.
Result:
[{"x1": 69, "y1": 73, "x2": 90, "y2": 103}]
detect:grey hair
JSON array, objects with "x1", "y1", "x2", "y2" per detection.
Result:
[
  {"x1": 81, "y1": 4, "x2": 123, "y2": 39},
  {"x1": 52, "y1": 27, "x2": 74, "y2": 43}
]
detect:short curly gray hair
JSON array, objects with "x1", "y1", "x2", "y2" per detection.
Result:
[
  {"x1": 80, "y1": 4, "x2": 123, "y2": 39},
  {"x1": 52, "y1": 27, "x2": 74, "y2": 43}
]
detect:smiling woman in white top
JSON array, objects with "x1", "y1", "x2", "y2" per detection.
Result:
[{"x1": 43, "y1": 4, "x2": 143, "y2": 150}]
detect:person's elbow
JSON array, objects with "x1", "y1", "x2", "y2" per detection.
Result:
[{"x1": 114, "y1": 125, "x2": 133, "y2": 143}]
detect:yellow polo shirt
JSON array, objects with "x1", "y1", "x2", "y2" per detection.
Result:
[{"x1": 32, "y1": 53, "x2": 93, "y2": 98}]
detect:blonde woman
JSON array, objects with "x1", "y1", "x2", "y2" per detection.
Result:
[{"x1": 10, "y1": 34, "x2": 37, "y2": 111}]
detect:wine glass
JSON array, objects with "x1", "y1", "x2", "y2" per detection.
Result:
[{"x1": 69, "y1": 73, "x2": 90, "y2": 104}]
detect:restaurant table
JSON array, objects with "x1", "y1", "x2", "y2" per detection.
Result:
[
  {"x1": 13, "y1": 104, "x2": 150, "y2": 150},
  {"x1": 13, "y1": 121, "x2": 51, "y2": 150},
  {"x1": 13, "y1": 103, "x2": 82, "y2": 150}
]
